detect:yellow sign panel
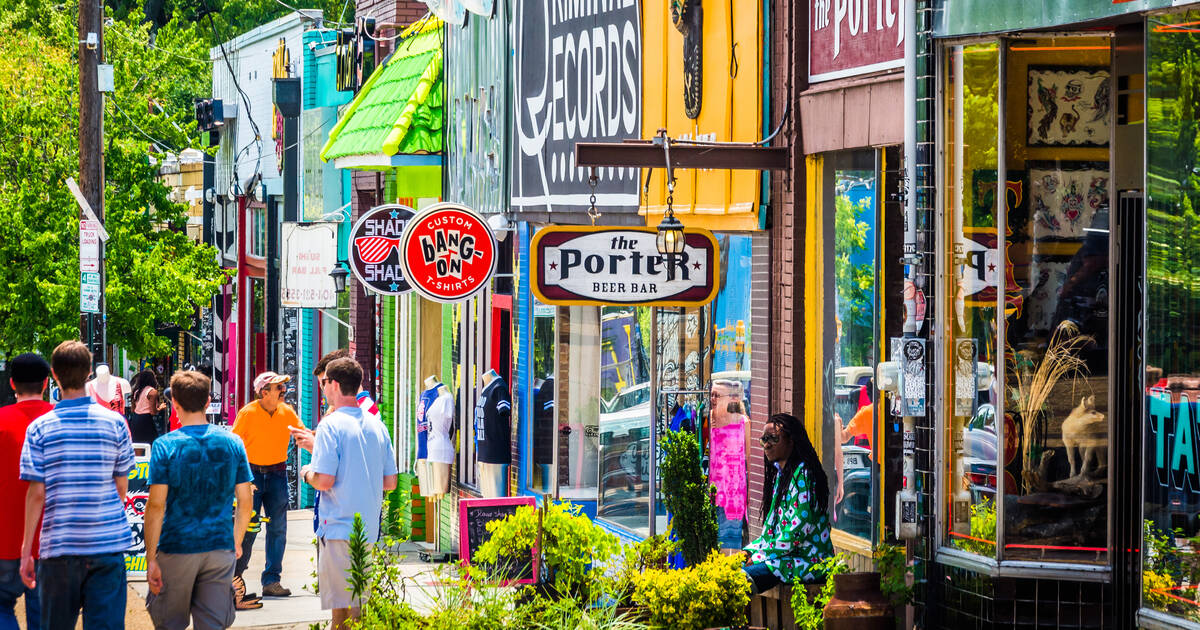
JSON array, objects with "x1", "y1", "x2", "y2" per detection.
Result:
[{"x1": 642, "y1": 0, "x2": 763, "y2": 231}]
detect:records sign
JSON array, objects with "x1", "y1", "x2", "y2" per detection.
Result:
[
  {"x1": 512, "y1": 0, "x2": 641, "y2": 215},
  {"x1": 398, "y1": 203, "x2": 498, "y2": 302},
  {"x1": 531, "y1": 226, "x2": 719, "y2": 307},
  {"x1": 349, "y1": 204, "x2": 416, "y2": 295}
]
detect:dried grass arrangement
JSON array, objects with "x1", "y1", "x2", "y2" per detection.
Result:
[{"x1": 1007, "y1": 320, "x2": 1094, "y2": 494}]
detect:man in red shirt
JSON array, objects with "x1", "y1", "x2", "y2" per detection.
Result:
[{"x1": 0, "y1": 353, "x2": 51, "y2": 630}]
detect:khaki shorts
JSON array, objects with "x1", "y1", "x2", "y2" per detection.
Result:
[
  {"x1": 416, "y1": 459, "x2": 450, "y2": 497},
  {"x1": 318, "y1": 538, "x2": 361, "y2": 610},
  {"x1": 145, "y1": 550, "x2": 236, "y2": 630}
]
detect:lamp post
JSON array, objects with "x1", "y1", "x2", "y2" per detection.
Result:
[
  {"x1": 329, "y1": 263, "x2": 350, "y2": 294},
  {"x1": 656, "y1": 210, "x2": 685, "y2": 281}
]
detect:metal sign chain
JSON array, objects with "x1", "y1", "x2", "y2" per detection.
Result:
[{"x1": 587, "y1": 167, "x2": 601, "y2": 226}]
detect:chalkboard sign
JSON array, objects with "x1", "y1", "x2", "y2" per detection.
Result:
[{"x1": 459, "y1": 497, "x2": 538, "y2": 584}]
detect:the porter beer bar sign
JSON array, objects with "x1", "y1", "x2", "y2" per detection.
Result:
[{"x1": 531, "y1": 226, "x2": 719, "y2": 307}]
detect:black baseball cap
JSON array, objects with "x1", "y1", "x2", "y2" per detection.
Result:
[{"x1": 10, "y1": 353, "x2": 50, "y2": 385}]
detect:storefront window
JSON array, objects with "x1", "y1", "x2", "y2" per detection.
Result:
[
  {"x1": 824, "y1": 152, "x2": 879, "y2": 542},
  {"x1": 1001, "y1": 36, "x2": 1110, "y2": 564},
  {"x1": 943, "y1": 37, "x2": 1113, "y2": 563},
  {"x1": 559, "y1": 306, "x2": 601, "y2": 500},
  {"x1": 1144, "y1": 10, "x2": 1200, "y2": 618},
  {"x1": 529, "y1": 300, "x2": 555, "y2": 494},
  {"x1": 597, "y1": 306, "x2": 653, "y2": 535},
  {"x1": 944, "y1": 42, "x2": 1001, "y2": 557}
]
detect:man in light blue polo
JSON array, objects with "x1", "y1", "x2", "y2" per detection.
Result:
[
  {"x1": 301, "y1": 357, "x2": 396, "y2": 630},
  {"x1": 19, "y1": 340, "x2": 134, "y2": 630}
]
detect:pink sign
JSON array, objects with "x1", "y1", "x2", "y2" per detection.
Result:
[{"x1": 809, "y1": 0, "x2": 905, "y2": 82}]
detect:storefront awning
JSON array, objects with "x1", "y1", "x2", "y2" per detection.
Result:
[{"x1": 320, "y1": 18, "x2": 444, "y2": 170}]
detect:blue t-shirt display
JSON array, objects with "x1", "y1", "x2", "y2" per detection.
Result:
[
  {"x1": 148, "y1": 424, "x2": 252, "y2": 554},
  {"x1": 415, "y1": 385, "x2": 440, "y2": 460},
  {"x1": 310, "y1": 406, "x2": 398, "y2": 542}
]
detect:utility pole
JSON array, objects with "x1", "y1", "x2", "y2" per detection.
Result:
[{"x1": 79, "y1": 0, "x2": 106, "y2": 364}]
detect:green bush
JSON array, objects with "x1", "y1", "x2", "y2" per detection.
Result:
[
  {"x1": 475, "y1": 501, "x2": 619, "y2": 598},
  {"x1": 631, "y1": 551, "x2": 750, "y2": 630},
  {"x1": 659, "y1": 429, "x2": 719, "y2": 566}
]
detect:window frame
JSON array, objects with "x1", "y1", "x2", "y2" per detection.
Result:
[{"x1": 934, "y1": 34, "x2": 1116, "y2": 579}]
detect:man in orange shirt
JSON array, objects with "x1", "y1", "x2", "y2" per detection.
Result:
[{"x1": 231, "y1": 371, "x2": 302, "y2": 598}]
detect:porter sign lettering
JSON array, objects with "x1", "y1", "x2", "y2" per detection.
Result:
[
  {"x1": 349, "y1": 204, "x2": 416, "y2": 295},
  {"x1": 531, "y1": 226, "x2": 719, "y2": 307}
]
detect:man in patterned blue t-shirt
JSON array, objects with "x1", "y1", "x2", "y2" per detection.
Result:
[
  {"x1": 144, "y1": 370, "x2": 253, "y2": 630},
  {"x1": 19, "y1": 340, "x2": 135, "y2": 630}
]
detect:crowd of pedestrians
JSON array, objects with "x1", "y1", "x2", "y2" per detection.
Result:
[{"x1": 0, "y1": 341, "x2": 394, "y2": 630}]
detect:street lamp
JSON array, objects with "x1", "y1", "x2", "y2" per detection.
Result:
[
  {"x1": 329, "y1": 263, "x2": 350, "y2": 294},
  {"x1": 656, "y1": 211, "x2": 685, "y2": 281}
]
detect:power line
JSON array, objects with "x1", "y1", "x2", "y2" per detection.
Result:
[
  {"x1": 200, "y1": 0, "x2": 263, "y2": 184},
  {"x1": 108, "y1": 21, "x2": 214, "y2": 65}
]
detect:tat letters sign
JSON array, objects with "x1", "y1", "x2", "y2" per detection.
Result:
[
  {"x1": 398, "y1": 203, "x2": 498, "y2": 302},
  {"x1": 809, "y1": 0, "x2": 904, "y2": 82},
  {"x1": 531, "y1": 226, "x2": 719, "y2": 306},
  {"x1": 349, "y1": 204, "x2": 416, "y2": 296}
]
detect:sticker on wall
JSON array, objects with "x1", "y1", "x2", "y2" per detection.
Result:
[
  {"x1": 531, "y1": 226, "x2": 720, "y2": 307},
  {"x1": 349, "y1": 204, "x2": 416, "y2": 295},
  {"x1": 398, "y1": 202, "x2": 498, "y2": 302}
]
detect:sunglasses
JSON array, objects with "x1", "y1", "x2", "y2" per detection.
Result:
[
  {"x1": 759, "y1": 433, "x2": 782, "y2": 447},
  {"x1": 354, "y1": 236, "x2": 402, "y2": 264}
]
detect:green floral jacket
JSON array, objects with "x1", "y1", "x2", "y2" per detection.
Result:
[{"x1": 743, "y1": 463, "x2": 833, "y2": 582}]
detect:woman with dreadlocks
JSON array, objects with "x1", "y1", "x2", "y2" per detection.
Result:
[{"x1": 742, "y1": 413, "x2": 834, "y2": 594}]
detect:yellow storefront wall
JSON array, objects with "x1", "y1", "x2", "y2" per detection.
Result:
[{"x1": 642, "y1": 0, "x2": 762, "y2": 231}]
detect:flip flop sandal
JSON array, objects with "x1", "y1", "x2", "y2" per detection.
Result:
[{"x1": 235, "y1": 596, "x2": 263, "y2": 610}]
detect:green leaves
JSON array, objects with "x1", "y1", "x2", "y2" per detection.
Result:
[
  {"x1": 0, "y1": 3, "x2": 225, "y2": 358},
  {"x1": 659, "y1": 429, "x2": 719, "y2": 567}
]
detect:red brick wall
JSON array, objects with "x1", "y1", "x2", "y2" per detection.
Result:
[
  {"x1": 752, "y1": 0, "x2": 806, "y2": 538},
  {"x1": 353, "y1": 0, "x2": 430, "y2": 59}
]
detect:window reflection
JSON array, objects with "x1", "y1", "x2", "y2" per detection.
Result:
[
  {"x1": 598, "y1": 306, "x2": 653, "y2": 535},
  {"x1": 1144, "y1": 10, "x2": 1200, "y2": 618},
  {"x1": 944, "y1": 42, "x2": 1001, "y2": 557},
  {"x1": 530, "y1": 300, "x2": 555, "y2": 493}
]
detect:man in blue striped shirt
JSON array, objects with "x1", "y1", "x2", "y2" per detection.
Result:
[{"x1": 19, "y1": 340, "x2": 134, "y2": 630}]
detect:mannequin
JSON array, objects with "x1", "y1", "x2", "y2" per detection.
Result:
[
  {"x1": 86, "y1": 363, "x2": 131, "y2": 415},
  {"x1": 474, "y1": 369, "x2": 510, "y2": 497},
  {"x1": 416, "y1": 375, "x2": 454, "y2": 497},
  {"x1": 532, "y1": 377, "x2": 554, "y2": 492}
]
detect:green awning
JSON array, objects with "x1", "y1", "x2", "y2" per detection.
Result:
[{"x1": 321, "y1": 18, "x2": 443, "y2": 168}]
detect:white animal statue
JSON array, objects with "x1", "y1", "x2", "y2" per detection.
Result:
[{"x1": 1061, "y1": 395, "x2": 1107, "y2": 479}]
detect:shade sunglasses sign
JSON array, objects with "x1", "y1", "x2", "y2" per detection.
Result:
[
  {"x1": 531, "y1": 226, "x2": 719, "y2": 307},
  {"x1": 349, "y1": 204, "x2": 416, "y2": 295}
]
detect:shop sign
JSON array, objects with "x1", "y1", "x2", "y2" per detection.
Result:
[
  {"x1": 282, "y1": 222, "x2": 338, "y2": 308},
  {"x1": 936, "y1": 0, "x2": 1172, "y2": 38},
  {"x1": 336, "y1": 17, "x2": 376, "y2": 93},
  {"x1": 511, "y1": 0, "x2": 641, "y2": 216},
  {"x1": 809, "y1": 0, "x2": 904, "y2": 82},
  {"x1": 398, "y1": 203, "x2": 497, "y2": 302},
  {"x1": 80, "y1": 219, "x2": 101, "y2": 273},
  {"x1": 531, "y1": 226, "x2": 719, "y2": 306},
  {"x1": 349, "y1": 204, "x2": 416, "y2": 296}
]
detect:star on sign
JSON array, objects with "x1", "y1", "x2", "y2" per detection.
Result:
[
  {"x1": 389, "y1": 282, "x2": 400, "y2": 291},
  {"x1": 389, "y1": 210, "x2": 400, "y2": 219},
  {"x1": 692, "y1": 261, "x2": 701, "y2": 270},
  {"x1": 987, "y1": 263, "x2": 996, "y2": 272},
  {"x1": 549, "y1": 262, "x2": 558, "y2": 270}
]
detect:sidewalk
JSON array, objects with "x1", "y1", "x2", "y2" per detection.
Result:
[{"x1": 125, "y1": 509, "x2": 451, "y2": 629}]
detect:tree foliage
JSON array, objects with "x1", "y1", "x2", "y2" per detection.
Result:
[{"x1": 0, "y1": 2, "x2": 226, "y2": 358}]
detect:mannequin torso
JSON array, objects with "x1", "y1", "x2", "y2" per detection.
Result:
[{"x1": 86, "y1": 365, "x2": 131, "y2": 415}]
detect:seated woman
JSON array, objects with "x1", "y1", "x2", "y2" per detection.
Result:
[{"x1": 743, "y1": 413, "x2": 834, "y2": 594}]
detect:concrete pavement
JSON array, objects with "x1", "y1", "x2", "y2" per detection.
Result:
[{"x1": 125, "y1": 509, "x2": 452, "y2": 629}]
